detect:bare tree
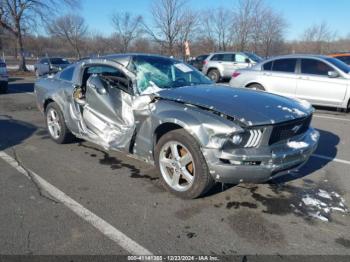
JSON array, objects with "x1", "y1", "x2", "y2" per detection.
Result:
[
  {"x1": 48, "y1": 14, "x2": 88, "y2": 59},
  {"x1": 177, "y1": 10, "x2": 197, "y2": 58},
  {"x1": 87, "y1": 32, "x2": 111, "y2": 56},
  {"x1": 146, "y1": 0, "x2": 190, "y2": 56},
  {"x1": 200, "y1": 8, "x2": 232, "y2": 51},
  {"x1": 302, "y1": 22, "x2": 336, "y2": 53},
  {"x1": 259, "y1": 9, "x2": 287, "y2": 57},
  {"x1": 0, "y1": 0, "x2": 79, "y2": 71},
  {"x1": 233, "y1": 0, "x2": 262, "y2": 51},
  {"x1": 111, "y1": 12, "x2": 143, "y2": 52}
]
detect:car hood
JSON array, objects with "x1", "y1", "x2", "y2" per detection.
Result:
[{"x1": 156, "y1": 85, "x2": 313, "y2": 126}]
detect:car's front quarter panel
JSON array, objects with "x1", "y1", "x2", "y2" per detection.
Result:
[{"x1": 133, "y1": 99, "x2": 244, "y2": 164}]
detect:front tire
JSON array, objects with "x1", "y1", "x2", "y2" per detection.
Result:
[
  {"x1": 155, "y1": 129, "x2": 214, "y2": 199},
  {"x1": 45, "y1": 102, "x2": 74, "y2": 144}
]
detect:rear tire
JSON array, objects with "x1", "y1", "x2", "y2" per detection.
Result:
[
  {"x1": 207, "y1": 69, "x2": 221, "y2": 83},
  {"x1": 155, "y1": 129, "x2": 214, "y2": 199},
  {"x1": 346, "y1": 99, "x2": 350, "y2": 113},
  {"x1": 247, "y1": 83, "x2": 265, "y2": 91},
  {"x1": 45, "y1": 102, "x2": 74, "y2": 144}
]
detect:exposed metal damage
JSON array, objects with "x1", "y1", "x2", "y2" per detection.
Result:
[{"x1": 34, "y1": 53, "x2": 320, "y2": 198}]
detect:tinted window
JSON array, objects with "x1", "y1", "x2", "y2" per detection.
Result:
[
  {"x1": 272, "y1": 59, "x2": 296, "y2": 73},
  {"x1": 301, "y1": 59, "x2": 333, "y2": 76},
  {"x1": 59, "y1": 66, "x2": 75, "y2": 81},
  {"x1": 222, "y1": 54, "x2": 235, "y2": 62},
  {"x1": 335, "y1": 56, "x2": 350, "y2": 65},
  {"x1": 210, "y1": 54, "x2": 235, "y2": 62},
  {"x1": 263, "y1": 61, "x2": 273, "y2": 71},
  {"x1": 210, "y1": 54, "x2": 222, "y2": 61}
]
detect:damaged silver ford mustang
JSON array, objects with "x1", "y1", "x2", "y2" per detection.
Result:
[{"x1": 34, "y1": 54, "x2": 319, "y2": 198}]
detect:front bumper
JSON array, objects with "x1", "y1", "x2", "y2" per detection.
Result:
[{"x1": 202, "y1": 128, "x2": 319, "y2": 184}]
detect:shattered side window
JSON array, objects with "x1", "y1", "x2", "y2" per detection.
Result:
[{"x1": 86, "y1": 65, "x2": 129, "y2": 92}]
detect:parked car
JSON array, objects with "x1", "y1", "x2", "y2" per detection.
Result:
[
  {"x1": 188, "y1": 54, "x2": 209, "y2": 71},
  {"x1": 0, "y1": 59, "x2": 8, "y2": 94},
  {"x1": 329, "y1": 52, "x2": 350, "y2": 65},
  {"x1": 34, "y1": 57, "x2": 70, "y2": 77},
  {"x1": 202, "y1": 52, "x2": 263, "y2": 82},
  {"x1": 35, "y1": 54, "x2": 319, "y2": 198},
  {"x1": 229, "y1": 54, "x2": 350, "y2": 111}
]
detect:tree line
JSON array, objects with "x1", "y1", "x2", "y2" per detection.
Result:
[{"x1": 0, "y1": 0, "x2": 348, "y2": 71}]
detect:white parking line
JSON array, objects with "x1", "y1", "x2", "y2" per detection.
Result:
[
  {"x1": 312, "y1": 154, "x2": 350, "y2": 165},
  {"x1": 313, "y1": 114, "x2": 350, "y2": 122},
  {"x1": 0, "y1": 150, "x2": 153, "y2": 256}
]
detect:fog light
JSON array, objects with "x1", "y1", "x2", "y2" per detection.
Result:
[{"x1": 232, "y1": 134, "x2": 243, "y2": 145}]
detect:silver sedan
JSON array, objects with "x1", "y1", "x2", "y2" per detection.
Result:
[{"x1": 229, "y1": 54, "x2": 350, "y2": 111}]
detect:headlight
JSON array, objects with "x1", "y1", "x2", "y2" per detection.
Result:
[
  {"x1": 232, "y1": 134, "x2": 243, "y2": 145},
  {"x1": 230, "y1": 129, "x2": 264, "y2": 148}
]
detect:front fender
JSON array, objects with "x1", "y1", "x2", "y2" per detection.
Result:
[{"x1": 152, "y1": 100, "x2": 243, "y2": 148}]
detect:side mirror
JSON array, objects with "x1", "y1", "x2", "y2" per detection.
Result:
[
  {"x1": 245, "y1": 58, "x2": 251, "y2": 63},
  {"x1": 328, "y1": 70, "x2": 339, "y2": 78},
  {"x1": 87, "y1": 75, "x2": 107, "y2": 95}
]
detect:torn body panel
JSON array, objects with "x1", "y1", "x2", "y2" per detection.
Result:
[{"x1": 34, "y1": 54, "x2": 319, "y2": 188}]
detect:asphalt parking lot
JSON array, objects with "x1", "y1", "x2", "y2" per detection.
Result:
[{"x1": 1, "y1": 77, "x2": 350, "y2": 256}]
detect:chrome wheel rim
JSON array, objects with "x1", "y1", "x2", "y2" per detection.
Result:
[
  {"x1": 47, "y1": 108, "x2": 61, "y2": 139},
  {"x1": 209, "y1": 72, "x2": 218, "y2": 82},
  {"x1": 159, "y1": 141, "x2": 195, "y2": 192}
]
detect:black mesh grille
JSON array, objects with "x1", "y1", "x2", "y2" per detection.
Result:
[{"x1": 269, "y1": 115, "x2": 312, "y2": 145}]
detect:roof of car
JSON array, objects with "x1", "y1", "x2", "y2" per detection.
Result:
[
  {"x1": 99, "y1": 53, "x2": 181, "y2": 67},
  {"x1": 209, "y1": 51, "x2": 239, "y2": 55},
  {"x1": 261, "y1": 54, "x2": 333, "y2": 63}
]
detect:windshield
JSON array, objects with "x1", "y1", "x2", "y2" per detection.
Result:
[
  {"x1": 50, "y1": 58, "x2": 69, "y2": 65},
  {"x1": 243, "y1": 52, "x2": 263, "y2": 63},
  {"x1": 325, "y1": 57, "x2": 350, "y2": 73},
  {"x1": 130, "y1": 55, "x2": 212, "y2": 94}
]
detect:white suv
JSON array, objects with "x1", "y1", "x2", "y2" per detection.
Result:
[
  {"x1": 229, "y1": 54, "x2": 350, "y2": 111},
  {"x1": 202, "y1": 52, "x2": 262, "y2": 82}
]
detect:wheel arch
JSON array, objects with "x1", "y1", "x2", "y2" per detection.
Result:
[
  {"x1": 43, "y1": 98, "x2": 55, "y2": 111},
  {"x1": 245, "y1": 82, "x2": 264, "y2": 88},
  {"x1": 154, "y1": 122, "x2": 183, "y2": 146}
]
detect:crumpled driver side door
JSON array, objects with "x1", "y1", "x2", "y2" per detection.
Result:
[{"x1": 82, "y1": 64, "x2": 135, "y2": 150}]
